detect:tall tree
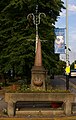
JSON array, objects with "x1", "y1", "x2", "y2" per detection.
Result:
[{"x1": 0, "y1": 0, "x2": 65, "y2": 80}]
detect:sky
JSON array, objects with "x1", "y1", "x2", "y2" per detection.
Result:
[{"x1": 55, "y1": 0, "x2": 76, "y2": 64}]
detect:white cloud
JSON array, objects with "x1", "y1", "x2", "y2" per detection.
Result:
[
  {"x1": 60, "y1": 4, "x2": 76, "y2": 17},
  {"x1": 69, "y1": 4, "x2": 76, "y2": 12}
]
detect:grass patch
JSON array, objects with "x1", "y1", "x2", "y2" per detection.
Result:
[{"x1": 5, "y1": 84, "x2": 70, "y2": 93}]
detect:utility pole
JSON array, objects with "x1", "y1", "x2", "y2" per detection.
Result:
[
  {"x1": 27, "y1": 5, "x2": 46, "y2": 52},
  {"x1": 66, "y1": 0, "x2": 70, "y2": 90}
]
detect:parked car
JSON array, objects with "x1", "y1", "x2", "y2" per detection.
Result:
[{"x1": 70, "y1": 69, "x2": 76, "y2": 77}]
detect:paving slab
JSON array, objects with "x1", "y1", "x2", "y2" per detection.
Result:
[{"x1": 0, "y1": 116, "x2": 76, "y2": 120}]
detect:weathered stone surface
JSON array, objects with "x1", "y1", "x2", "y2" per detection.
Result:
[
  {"x1": 34, "y1": 39, "x2": 42, "y2": 66},
  {"x1": 7, "y1": 102, "x2": 15, "y2": 116},
  {"x1": 5, "y1": 93, "x2": 75, "y2": 116},
  {"x1": 31, "y1": 39, "x2": 47, "y2": 90},
  {"x1": 5, "y1": 93, "x2": 75, "y2": 102}
]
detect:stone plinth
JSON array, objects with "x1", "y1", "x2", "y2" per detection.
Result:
[{"x1": 31, "y1": 66, "x2": 47, "y2": 90}]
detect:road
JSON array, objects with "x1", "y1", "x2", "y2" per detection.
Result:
[
  {"x1": 51, "y1": 75, "x2": 66, "y2": 90},
  {"x1": 51, "y1": 75, "x2": 76, "y2": 93}
]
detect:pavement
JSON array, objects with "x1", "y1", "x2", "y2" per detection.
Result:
[
  {"x1": 50, "y1": 75, "x2": 66, "y2": 90},
  {"x1": 0, "y1": 116, "x2": 76, "y2": 120},
  {"x1": 59, "y1": 75, "x2": 76, "y2": 92}
]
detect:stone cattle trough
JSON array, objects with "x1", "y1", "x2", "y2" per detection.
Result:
[
  {"x1": 4, "y1": 39, "x2": 76, "y2": 117},
  {"x1": 5, "y1": 92, "x2": 75, "y2": 116}
]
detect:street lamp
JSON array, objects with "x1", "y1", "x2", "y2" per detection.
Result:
[{"x1": 27, "y1": 5, "x2": 46, "y2": 52}]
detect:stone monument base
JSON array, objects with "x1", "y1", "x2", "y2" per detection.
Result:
[{"x1": 31, "y1": 66, "x2": 47, "y2": 90}]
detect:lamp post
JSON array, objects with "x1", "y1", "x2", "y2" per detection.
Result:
[
  {"x1": 66, "y1": 0, "x2": 70, "y2": 90},
  {"x1": 27, "y1": 5, "x2": 46, "y2": 52}
]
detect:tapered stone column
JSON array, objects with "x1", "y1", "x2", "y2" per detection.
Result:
[
  {"x1": 34, "y1": 38, "x2": 42, "y2": 67},
  {"x1": 31, "y1": 38, "x2": 47, "y2": 90}
]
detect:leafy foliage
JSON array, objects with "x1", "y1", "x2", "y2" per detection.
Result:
[
  {"x1": 70, "y1": 60, "x2": 76, "y2": 70},
  {"x1": 55, "y1": 60, "x2": 66, "y2": 75},
  {"x1": 0, "y1": 0, "x2": 65, "y2": 81}
]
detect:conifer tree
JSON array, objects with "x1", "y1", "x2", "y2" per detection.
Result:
[{"x1": 0, "y1": 0, "x2": 65, "y2": 80}]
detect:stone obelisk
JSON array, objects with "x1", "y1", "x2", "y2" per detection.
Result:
[{"x1": 31, "y1": 38, "x2": 47, "y2": 90}]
